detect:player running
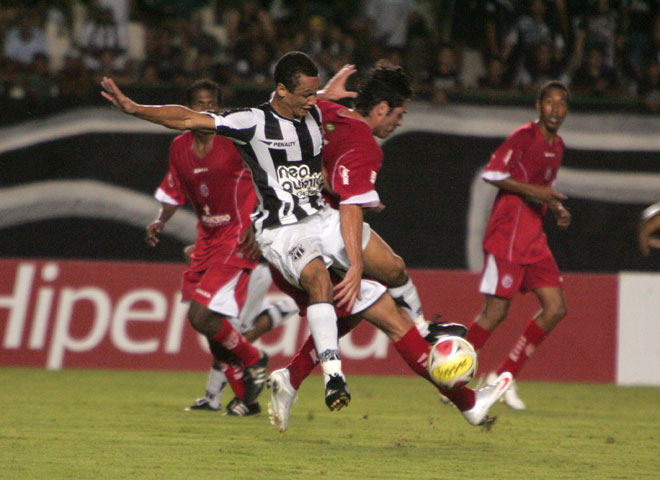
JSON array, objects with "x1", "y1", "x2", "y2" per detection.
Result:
[{"x1": 464, "y1": 80, "x2": 572, "y2": 410}]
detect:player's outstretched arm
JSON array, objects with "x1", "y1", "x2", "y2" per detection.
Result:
[
  {"x1": 549, "y1": 200, "x2": 571, "y2": 229},
  {"x1": 101, "y1": 77, "x2": 216, "y2": 132},
  {"x1": 318, "y1": 64, "x2": 358, "y2": 101},
  {"x1": 639, "y1": 202, "x2": 660, "y2": 256}
]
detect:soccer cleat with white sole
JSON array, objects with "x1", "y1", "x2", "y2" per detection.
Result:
[
  {"x1": 462, "y1": 371, "x2": 512, "y2": 426},
  {"x1": 267, "y1": 368, "x2": 298, "y2": 432},
  {"x1": 184, "y1": 396, "x2": 220, "y2": 412},
  {"x1": 486, "y1": 371, "x2": 526, "y2": 410},
  {"x1": 223, "y1": 397, "x2": 261, "y2": 416}
]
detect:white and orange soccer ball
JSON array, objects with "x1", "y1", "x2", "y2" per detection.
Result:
[{"x1": 427, "y1": 336, "x2": 478, "y2": 389}]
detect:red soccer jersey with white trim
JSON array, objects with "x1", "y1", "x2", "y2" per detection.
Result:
[
  {"x1": 318, "y1": 100, "x2": 382, "y2": 209},
  {"x1": 155, "y1": 131, "x2": 257, "y2": 270},
  {"x1": 482, "y1": 121, "x2": 565, "y2": 264}
]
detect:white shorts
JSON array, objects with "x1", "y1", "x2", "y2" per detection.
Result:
[
  {"x1": 256, "y1": 206, "x2": 371, "y2": 287},
  {"x1": 236, "y1": 262, "x2": 272, "y2": 333}
]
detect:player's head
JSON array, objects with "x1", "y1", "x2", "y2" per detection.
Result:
[
  {"x1": 273, "y1": 51, "x2": 320, "y2": 119},
  {"x1": 536, "y1": 80, "x2": 569, "y2": 135},
  {"x1": 355, "y1": 61, "x2": 412, "y2": 139},
  {"x1": 185, "y1": 79, "x2": 221, "y2": 113}
]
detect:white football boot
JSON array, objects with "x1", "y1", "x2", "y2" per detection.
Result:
[
  {"x1": 462, "y1": 371, "x2": 512, "y2": 426},
  {"x1": 267, "y1": 368, "x2": 297, "y2": 432},
  {"x1": 487, "y1": 371, "x2": 526, "y2": 410}
]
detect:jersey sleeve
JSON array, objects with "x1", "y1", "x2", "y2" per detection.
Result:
[
  {"x1": 482, "y1": 129, "x2": 530, "y2": 182},
  {"x1": 154, "y1": 144, "x2": 186, "y2": 206},
  {"x1": 329, "y1": 143, "x2": 381, "y2": 208},
  {"x1": 206, "y1": 108, "x2": 257, "y2": 145}
]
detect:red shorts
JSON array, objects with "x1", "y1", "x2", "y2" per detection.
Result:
[
  {"x1": 479, "y1": 252, "x2": 562, "y2": 299},
  {"x1": 182, "y1": 263, "x2": 251, "y2": 318}
]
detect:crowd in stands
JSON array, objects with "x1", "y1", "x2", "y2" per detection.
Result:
[{"x1": 2, "y1": 0, "x2": 660, "y2": 114}]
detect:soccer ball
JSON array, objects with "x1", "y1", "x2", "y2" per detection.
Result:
[{"x1": 427, "y1": 336, "x2": 478, "y2": 389}]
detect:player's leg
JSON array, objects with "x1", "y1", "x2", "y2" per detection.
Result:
[
  {"x1": 187, "y1": 266, "x2": 268, "y2": 405},
  {"x1": 359, "y1": 293, "x2": 511, "y2": 426},
  {"x1": 237, "y1": 261, "x2": 299, "y2": 343},
  {"x1": 185, "y1": 362, "x2": 227, "y2": 412},
  {"x1": 256, "y1": 216, "x2": 347, "y2": 410},
  {"x1": 362, "y1": 229, "x2": 467, "y2": 341},
  {"x1": 465, "y1": 253, "x2": 520, "y2": 350}
]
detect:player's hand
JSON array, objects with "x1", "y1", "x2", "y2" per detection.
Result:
[
  {"x1": 639, "y1": 203, "x2": 660, "y2": 256},
  {"x1": 145, "y1": 220, "x2": 164, "y2": 247},
  {"x1": 183, "y1": 244, "x2": 195, "y2": 264},
  {"x1": 318, "y1": 64, "x2": 358, "y2": 101},
  {"x1": 334, "y1": 264, "x2": 362, "y2": 312},
  {"x1": 101, "y1": 77, "x2": 138, "y2": 114},
  {"x1": 239, "y1": 226, "x2": 260, "y2": 259},
  {"x1": 549, "y1": 201, "x2": 571, "y2": 229}
]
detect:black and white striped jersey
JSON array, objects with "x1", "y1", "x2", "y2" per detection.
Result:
[{"x1": 206, "y1": 102, "x2": 325, "y2": 233}]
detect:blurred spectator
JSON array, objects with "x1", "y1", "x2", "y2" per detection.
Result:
[
  {"x1": 79, "y1": 6, "x2": 129, "y2": 76},
  {"x1": 484, "y1": 0, "x2": 520, "y2": 60},
  {"x1": 621, "y1": 0, "x2": 660, "y2": 85},
  {"x1": 638, "y1": 58, "x2": 660, "y2": 112},
  {"x1": 144, "y1": 23, "x2": 185, "y2": 82},
  {"x1": 55, "y1": 47, "x2": 95, "y2": 100},
  {"x1": 513, "y1": 40, "x2": 563, "y2": 92},
  {"x1": 24, "y1": 52, "x2": 58, "y2": 99},
  {"x1": 428, "y1": 43, "x2": 461, "y2": 104},
  {"x1": 3, "y1": 9, "x2": 47, "y2": 68},
  {"x1": 364, "y1": 0, "x2": 418, "y2": 53},
  {"x1": 479, "y1": 55, "x2": 513, "y2": 92},
  {"x1": 568, "y1": 0, "x2": 624, "y2": 74},
  {"x1": 450, "y1": 0, "x2": 488, "y2": 88},
  {"x1": 570, "y1": 44, "x2": 621, "y2": 96},
  {"x1": 233, "y1": 41, "x2": 275, "y2": 88},
  {"x1": 502, "y1": 0, "x2": 566, "y2": 88},
  {"x1": 221, "y1": 0, "x2": 276, "y2": 52}
]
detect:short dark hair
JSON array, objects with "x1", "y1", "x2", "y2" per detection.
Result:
[
  {"x1": 354, "y1": 62, "x2": 413, "y2": 117},
  {"x1": 273, "y1": 51, "x2": 318, "y2": 92},
  {"x1": 185, "y1": 79, "x2": 222, "y2": 107},
  {"x1": 537, "y1": 80, "x2": 569, "y2": 103}
]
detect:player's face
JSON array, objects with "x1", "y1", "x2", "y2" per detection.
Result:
[
  {"x1": 189, "y1": 89, "x2": 219, "y2": 113},
  {"x1": 373, "y1": 101, "x2": 408, "y2": 139},
  {"x1": 536, "y1": 88, "x2": 568, "y2": 135},
  {"x1": 277, "y1": 74, "x2": 320, "y2": 120}
]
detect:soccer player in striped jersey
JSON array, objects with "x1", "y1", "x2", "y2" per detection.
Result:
[{"x1": 102, "y1": 52, "x2": 357, "y2": 410}]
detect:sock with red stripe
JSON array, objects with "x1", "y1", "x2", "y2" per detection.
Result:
[
  {"x1": 210, "y1": 319, "x2": 260, "y2": 367},
  {"x1": 497, "y1": 318, "x2": 548, "y2": 377},
  {"x1": 223, "y1": 361, "x2": 247, "y2": 401}
]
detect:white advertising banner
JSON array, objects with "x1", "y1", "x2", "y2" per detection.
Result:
[{"x1": 617, "y1": 273, "x2": 660, "y2": 386}]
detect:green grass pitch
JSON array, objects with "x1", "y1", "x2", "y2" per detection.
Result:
[{"x1": 2, "y1": 367, "x2": 659, "y2": 479}]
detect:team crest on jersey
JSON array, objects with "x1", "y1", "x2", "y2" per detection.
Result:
[
  {"x1": 288, "y1": 244, "x2": 305, "y2": 261},
  {"x1": 325, "y1": 122, "x2": 335, "y2": 132},
  {"x1": 200, "y1": 183, "x2": 209, "y2": 197},
  {"x1": 501, "y1": 275, "x2": 513, "y2": 289}
]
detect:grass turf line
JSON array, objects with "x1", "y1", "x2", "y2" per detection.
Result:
[{"x1": 1, "y1": 367, "x2": 659, "y2": 480}]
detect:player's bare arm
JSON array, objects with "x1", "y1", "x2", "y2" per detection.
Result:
[
  {"x1": 145, "y1": 203, "x2": 178, "y2": 247},
  {"x1": 101, "y1": 77, "x2": 216, "y2": 133},
  {"x1": 335, "y1": 204, "x2": 364, "y2": 311},
  {"x1": 238, "y1": 226, "x2": 261, "y2": 260},
  {"x1": 639, "y1": 202, "x2": 660, "y2": 256},
  {"x1": 318, "y1": 64, "x2": 358, "y2": 101},
  {"x1": 487, "y1": 177, "x2": 567, "y2": 205}
]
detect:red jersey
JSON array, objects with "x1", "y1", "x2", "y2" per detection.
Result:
[
  {"x1": 155, "y1": 131, "x2": 258, "y2": 270},
  {"x1": 482, "y1": 121, "x2": 565, "y2": 264},
  {"x1": 318, "y1": 100, "x2": 382, "y2": 209}
]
